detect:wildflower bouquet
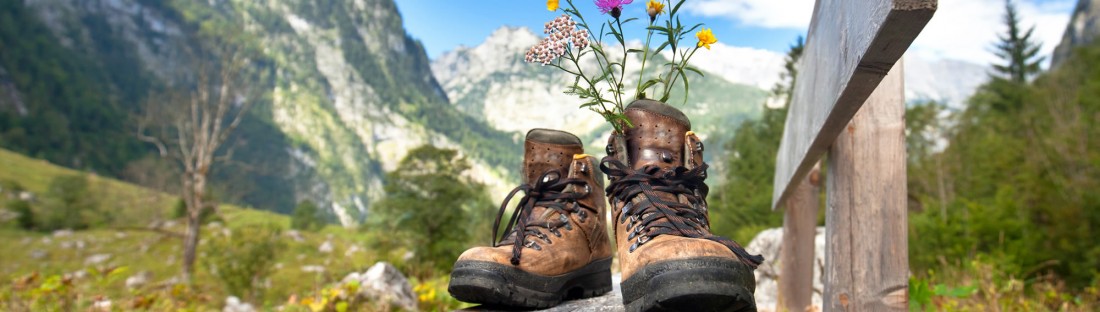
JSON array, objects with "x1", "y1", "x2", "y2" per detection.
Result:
[{"x1": 528, "y1": 0, "x2": 716, "y2": 133}]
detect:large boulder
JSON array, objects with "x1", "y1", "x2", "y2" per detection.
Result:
[
  {"x1": 343, "y1": 262, "x2": 418, "y2": 311},
  {"x1": 743, "y1": 227, "x2": 826, "y2": 312}
]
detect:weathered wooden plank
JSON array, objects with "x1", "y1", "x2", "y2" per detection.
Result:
[
  {"x1": 776, "y1": 163, "x2": 821, "y2": 312},
  {"x1": 772, "y1": 0, "x2": 936, "y2": 210},
  {"x1": 823, "y1": 62, "x2": 908, "y2": 311}
]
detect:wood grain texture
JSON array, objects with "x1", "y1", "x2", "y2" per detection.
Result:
[
  {"x1": 772, "y1": 0, "x2": 936, "y2": 210},
  {"x1": 823, "y1": 62, "x2": 908, "y2": 312},
  {"x1": 776, "y1": 163, "x2": 821, "y2": 312}
]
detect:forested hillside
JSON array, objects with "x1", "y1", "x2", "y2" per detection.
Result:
[{"x1": 0, "y1": 0, "x2": 518, "y2": 223}]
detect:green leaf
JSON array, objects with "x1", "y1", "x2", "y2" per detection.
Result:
[
  {"x1": 622, "y1": 17, "x2": 639, "y2": 24},
  {"x1": 627, "y1": 48, "x2": 644, "y2": 54},
  {"x1": 654, "y1": 41, "x2": 670, "y2": 55},
  {"x1": 646, "y1": 25, "x2": 670, "y2": 32},
  {"x1": 671, "y1": 0, "x2": 686, "y2": 16},
  {"x1": 684, "y1": 23, "x2": 704, "y2": 35},
  {"x1": 678, "y1": 69, "x2": 691, "y2": 104},
  {"x1": 639, "y1": 78, "x2": 663, "y2": 92},
  {"x1": 684, "y1": 66, "x2": 705, "y2": 77}
]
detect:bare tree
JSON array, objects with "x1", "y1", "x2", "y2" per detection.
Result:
[{"x1": 137, "y1": 45, "x2": 256, "y2": 281}]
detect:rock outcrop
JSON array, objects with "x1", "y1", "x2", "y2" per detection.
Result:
[
  {"x1": 342, "y1": 262, "x2": 418, "y2": 311},
  {"x1": 744, "y1": 227, "x2": 826, "y2": 312},
  {"x1": 1053, "y1": 0, "x2": 1100, "y2": 67}
]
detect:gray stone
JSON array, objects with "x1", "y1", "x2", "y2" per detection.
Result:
[
  {"x1": 318, "y1": 240, "x2": 334, "y2": 253},
  {"x1": 223, "y1": 296, "x2": 255, "y2": 312},
  {"x1": 126, "y1": 271, "x2": 151, "y2": 289},
  {"x1": 743, "y1": 227, "x2": 826, "y2": 312},
  {"x1": 85, "y1": 253, "x2": 112, "y2": 265},
  {"x1": 462, "y1": 274, "x2": 625, "y2": 312},
  {"x1": 345, "y1": 262, "x2": 418, "y2": 311}
]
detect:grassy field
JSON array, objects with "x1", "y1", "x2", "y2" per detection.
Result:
[{"x1": 0, "y1": 148, "x2": 466, "y2": 311}]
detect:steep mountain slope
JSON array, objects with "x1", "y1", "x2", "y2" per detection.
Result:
[
  {"x1": 1053, "y1": 0, "x2": 1100, "y2": 67},
  {"x1": 2, "y1": 0, "x2": 517, "y2": 225},
  {"x1": 903, "y1": 55, "x2": 989, "y2": 109}
]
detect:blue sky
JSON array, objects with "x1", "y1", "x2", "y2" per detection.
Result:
[
  {"x1": 394, "y1": 0, "x2": 1077, "y2": 66},
  {"x1": 394, "y1": 0, "x2": 805, "y2": 59}
]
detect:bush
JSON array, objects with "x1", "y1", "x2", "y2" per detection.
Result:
[
  {"x1": 39, "y1": 174, "x2": 100, "y2": 231},
  {"x1": 7, "y1": 199, "x2": 34, "y2": 230},
  {"x1": 369, "y1": 145, "x2": 492, "y2": 273},
  {"x1": 203, "y1": 224, "x2": 286, "y2": 302},
  {"x1": 170, "y1": 198, "x2": 220, "y2": 224},
  {"x1": 290, "y1": 200, "x2": 323, "y2": 231}
]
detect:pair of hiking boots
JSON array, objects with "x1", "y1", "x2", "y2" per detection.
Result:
[{"x1": 448, "y1": 100, "x2": 763, "y2": 311}]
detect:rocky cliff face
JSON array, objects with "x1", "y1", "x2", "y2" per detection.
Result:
[
  {"x1": 13, "y1": 0, "x2": 516, "y2": 226},
  {"x1": 1053, "y1": 0, "x2": 1100, "y2": 67}
]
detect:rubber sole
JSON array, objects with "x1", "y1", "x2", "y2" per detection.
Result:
[
  {"x1": 621, "y1": 257, "x2": 757, "y2": 312},
  {"x1": 448, "y1": 257, "x2": 613, "y2": 308}
]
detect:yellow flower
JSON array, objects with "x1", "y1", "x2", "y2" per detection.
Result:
[
  {"x1": 646, "y1": 0, "x2": 664, "y2": 21},
  {"x1": 696, "y1": 28, "x2": 717, "y2": 50},
  {"x1": 547, "y1": 0, "x2": 559, "y2": 11}
]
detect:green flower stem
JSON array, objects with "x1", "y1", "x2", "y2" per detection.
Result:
[
  {"x1": 635, "y1": 25, "x2": 655, "y2": 100},
  {"x1": 662, "y1": 46, "x2": 700, "y2": 103}
]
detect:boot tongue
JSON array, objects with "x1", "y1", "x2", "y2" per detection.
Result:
[
  {"x1": 501, "y1": 129, "x2": 582, "y2": 245},
  {"x1": 522, "y1": 128, "x2": 583, "y2": 186},
  {"x1": 622, "y1": 100, "x2": 692, "y2": 171}
]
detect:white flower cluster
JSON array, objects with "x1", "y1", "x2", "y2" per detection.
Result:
[{"x1": 525, "y1": 15, "x2": 590, "y2": 65}]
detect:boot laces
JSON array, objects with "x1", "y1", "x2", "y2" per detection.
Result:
[
  {"x1": 492, "y1": 170, "x2": 590, "y2": 265},
  {"x1": 600, "y1": 156, "x2": 764, "y2": 268}
]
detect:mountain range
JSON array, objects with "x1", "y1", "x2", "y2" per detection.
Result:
[{"x1": 0, "y1": 0, "x2": 993, "y2": 226}]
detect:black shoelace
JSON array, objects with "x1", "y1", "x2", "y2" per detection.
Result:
[
  {"x1": 600, "y1": 157, "x2": 764, "y2": 268},
  {"x1": 493, "y1": 170, "x2": 590, "y2": 265}
]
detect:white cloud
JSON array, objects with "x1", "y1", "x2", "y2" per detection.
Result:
[
  {"x1": 910, "y1": 0, "x2": 1073, "y2": 67},
  {"x1": 676, "y1": 43, "x2": 787, "y2": 89},
  {"x1": 685, "y1": 0, "x2": 1074, "y2": 67},
  {"x1": 684, "y1": 0, "x2": 814, "y2": 29}
]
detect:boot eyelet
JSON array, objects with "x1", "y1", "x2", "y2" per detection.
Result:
[
  {"x1": 542, "y1": 171, "x2": 560, "y2": 184},
  {"x1": 695, "y1": 141, "x2": 704, "y2": 152},
  {"x1": 605, "y1": 144, "x2": 615, "y2": 155},
  {"x1": 578, "y1": 162, "x2": 589, "y2": 174},
  {"x1": 660, "y1": 152, "x2": 673, "y2": 163},
  {"x1": 637, "y1": 235, "x2": 650, "y2": 244}
]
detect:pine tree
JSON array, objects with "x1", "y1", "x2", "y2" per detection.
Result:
[{"x1": 992, "y1": 0, "x2": 1044, "y2": 84}]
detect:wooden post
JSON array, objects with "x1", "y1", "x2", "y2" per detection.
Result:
[
  {"x1": 772, "y1": 0, "x2": 936, "y2": 210},
  {"x1": 777, "y1": 163, "x2": 821, "y2": 312},
  {"x1": 823, "y1": 61, "x2": 908, "y2": 311}
]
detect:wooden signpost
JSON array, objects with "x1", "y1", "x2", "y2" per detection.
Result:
[{"x1": 771, "y1": 0, "x2": 936, "y2": 311}]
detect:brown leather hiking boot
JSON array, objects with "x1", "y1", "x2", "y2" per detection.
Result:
[
  {"x1": 601, "y1": 100, "x2": 763, "y2": 312},
  {"x1": 449, "y1": 128, "x2": 613, "y2": 308}
]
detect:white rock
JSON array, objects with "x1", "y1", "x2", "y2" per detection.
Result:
[
  {"x1": 223, "y1": 296, "x2": 255, "y2": 312},
  {"x1": 126, "y1": 272, "x2": 151, "y2": 289},
  {"x1": 93, "y1": 298, "x2": 111, "y2": 311},
  {"x1": 85, "y1": 253, "x2": 112, "y2": 265},
  {"x1": 318, "y1": 240, "x2": 334, "y2": 253},
  {"x1": 352, "y1": 262, "x2": 418, "y2": 311},
  {"x1": 744, "y1": 227, "x2": 826, "y2": 312},
  {"x1": 18, "y1": 191, "x2": 34, "y2": 202},
  {"x1": 301, "y1": 265, "x2": 325, "y2": 273},
  {"x1": 285, "y1": 230, "x2": 304, "y2": 242},
  {"x1": 30, "y1": 249, "x2": 47, "y2": 259},
  {"x1": 344, "y1": 245, "x2": 362, "y2": 257},
  {"x1": 52, "y1": 229, "x2": 73, "y2": 237}
]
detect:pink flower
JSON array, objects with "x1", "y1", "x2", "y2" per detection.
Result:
[{"x1": 595, "y1": 0, "x2": 633, "y2": 17}]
